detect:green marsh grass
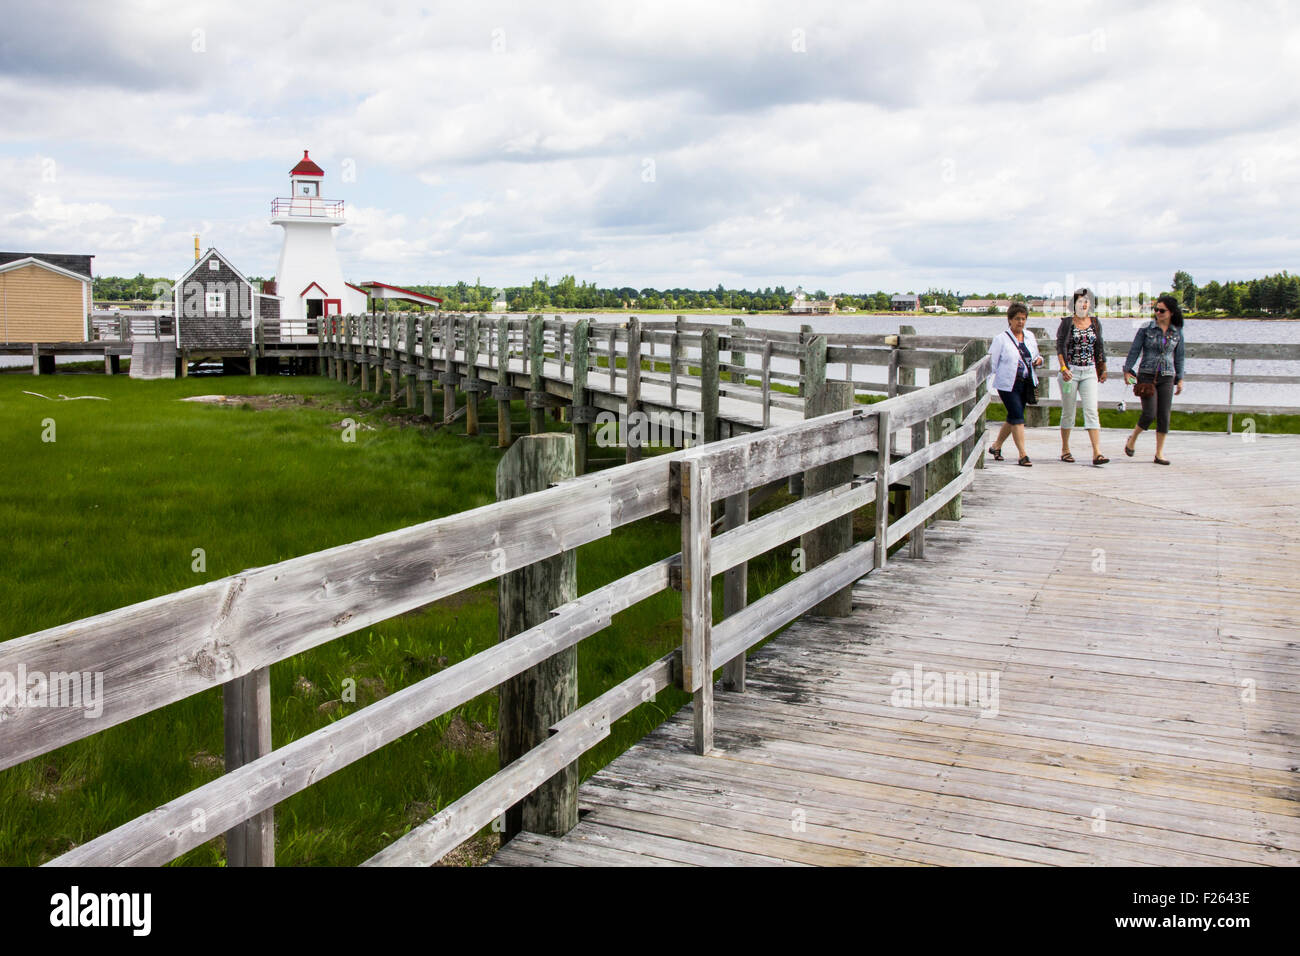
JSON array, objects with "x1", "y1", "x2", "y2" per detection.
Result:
[{"x1": 0, "y1": 368, "x2": 808, "y2": 866}]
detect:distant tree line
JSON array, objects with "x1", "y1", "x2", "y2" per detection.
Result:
[
  {"x1": 92, "y1": 269, "x2": 1300, "y2": 318},
  {"x1": 1172, "y1": 270, "x2": 1300, "y2": 317}
]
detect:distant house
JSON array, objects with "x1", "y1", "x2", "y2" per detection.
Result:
[
  {"x1": 959, "y1": 298, "x2": 1013, "y2": 313},
  {"x1": 0, "y1": 252, "x2": 93, "y2": 343},
  {"x1": 891, "y1": 294, "x2": 921, "y2": 312},
  {"x1": 172, "y1": 248, "x2": 282, "y2": 350},
  {"x1": 1027, "y1": 297, "x2": 1066, "y2": 314},
  {"x1": 789, "y1": 286, "x2": 836, "y2": 315}
]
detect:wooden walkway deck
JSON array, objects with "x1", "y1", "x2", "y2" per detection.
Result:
[{"x1": 492, "y1": 427, "x2": 1300, "y2": 866}]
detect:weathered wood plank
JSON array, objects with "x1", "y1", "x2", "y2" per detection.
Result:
[
  {"x1": 497, "y1": 434, "x2": 579, "y2": 839},
  {"x1": 223, "y1": 667, "x2": 273, "y2": 866},
  {"x1": 680, "y1": 460, "x2": 713, "y2": 754},
  {"x1": 801, "y1": 380, "x2": 855, "y2": 615}
]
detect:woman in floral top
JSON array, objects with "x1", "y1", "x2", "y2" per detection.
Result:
[{"x1": 1055, "y1": 287, "x2": 1110, "y2": 466}]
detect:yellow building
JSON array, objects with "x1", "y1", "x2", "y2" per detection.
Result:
[{"x1": 0, "y1": 253, "x2": 93, "y2": 343}]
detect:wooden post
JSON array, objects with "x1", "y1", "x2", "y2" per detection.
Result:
[
  {"x1": 607, "y1": 327, "x2": 617, "y2": 392},
  {"x1": 798, "y1": 324, "x2": 814, "y2": 396},
  {"x1": 721, "y1": 486, "x2": 748, "y2": 692},
  {"x1": 180, "y1": 350, "x2": 189, "y2": 378},
  {"x1": 496, "y1": 318, "x2": 512, "y2": 448},
  {"x1": 421, "y1": 315, "x2": 434, "y2": 417},
  {"x1": 463, "y1": 315, "x2": 481, "y2": 435},
  {"x1": 388, "y1": 307, "x2": 399, "y2": 403},
  {"x1": 557, "y1": 322, "x2": 566, "y2": 379},
  {"x1": 31, "y1": 343, "x2": 40, "y2": 376},
  {"x1": 223, "y1": 667, "x2": 274, "y2": 866},
  {"x1": 496, "y1": 434, "x2": 579, "y2": 839},
  {"x1": 801, "y1": 381, "x2": 855, "y2": 615},
  {"x1": 405, "y1": 315, "x2": 416, "y2": 408},
  {"x1": 1226, "y1": 358, "x2": 1236, "y2": 434},
  {"x1": 318, "y1": 317, "x2": 326, "y2": 377},
  {"x1": 680, "y1": 459, "x2": 713, "y2": 755},
  {"x1": 571, "y1": 319, "x2": 590, "y2": 475},
  {"x1": 528, "y1": 315, "x2": 545, "y2": 434},
  {"x1": 359, "y1": 316, "x2": 369, "y2": 391},
  {"x1": 338, "y1": 317, "x2": 347, "y2": 383},
  {"x1": 373, "y1": 314, "x2": 385, "y2": 395},
  {"x1": 625, "y1": 316, "x2": 642, "y2": 463},
  {"x1": 358, "y1": 315, "x2": 366, "y2": 388},
  {"x1": 669, "y1": 331, "x2": 681, "y2": 407},
  {"x1": 251, "y1": 322, "x2": 262, "y2": 377},
  {"x1": 730, "y1": 317, "x2": 746, "y2": 384},
  {"x1": 962, "y1": 338, "x2": 989, "y2": 468},
  {"x1": 802, "y1": 332, "x2": 827, "y2": 404},
  {"x1": 1024, "y1": 326, "x2": 1051, "y2": 427},
  {"x1": 761, "y1": 340, "x2": 772, "y2": 428},
  {"x1": 874, "y1": 409, "x2": 892, "y2": 570},
  {"x1": 700, "y1": 327, "x2": 719, "y2": 444},
  {"x1": 927, "y1": 352, "x2": 965, "y2": 521},
  {"x1": 443, "y1": 315, "x2": 458, "y2": 422},
  {"x1": 896, "y1": 325, "x2": 916, "y2": 396},
  {"x1": 909, "y1": 413, "x2": 929, "y2": 558}
]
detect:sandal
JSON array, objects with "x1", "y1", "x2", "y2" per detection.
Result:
[
  {"x1": 1018, "y1": 456, "x2": 1033, "y2": 467},
  {"x1": 1060, "y1": 452, "x2": 1075, "y2": 462},
  {"x1": 989, "y1": 445, "x2": 1004, "y2": 461},
  {"x1": 1154, "y1": 456, "x2": 1170, "y2": 465},
  {"x1": 1124, "y1": 442, "x2": 1135, "y2": 457},
  {"x1": 1093, "y1": 455, "x2": 1109, "y2": 466}
]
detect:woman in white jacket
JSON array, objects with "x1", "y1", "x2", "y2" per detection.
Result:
[{"x1": 987, "y1": 302, "x2": 1043, "y2": 466}]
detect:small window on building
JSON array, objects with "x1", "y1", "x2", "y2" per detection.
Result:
[
  {"x1": 298, "y1": 181, "x2": 318, "y2": 197},
  {"x1": 208, "y1": 258, "x2": 220, "y2": 271},
  {"x1": 206, "y1": 291, "x2": 226, "y2": 312}
]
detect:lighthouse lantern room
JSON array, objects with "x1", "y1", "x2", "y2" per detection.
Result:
[{"x1": 271, "y1": 150, "x2": 368, "y2": 330}]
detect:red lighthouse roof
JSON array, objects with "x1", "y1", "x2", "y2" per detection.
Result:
[{"x1": 290, "y1": 150, "x2": 324, "y2": 177}]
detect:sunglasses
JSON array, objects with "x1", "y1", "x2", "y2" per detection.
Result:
[{"x1": 1153, "y1": 306, "x2": 1169, "y2": 314}]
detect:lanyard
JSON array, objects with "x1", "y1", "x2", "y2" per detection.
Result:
[{"x1": 1006, "y1": 330, "x2": 1032, "y2": 378}]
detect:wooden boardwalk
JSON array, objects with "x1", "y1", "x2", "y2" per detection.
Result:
[{"x1": 492, "y1": 427, "x2": 1300, "y2": 866}]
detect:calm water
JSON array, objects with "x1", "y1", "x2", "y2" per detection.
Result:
[
  {"x1": 6, "y1": 314, "x2": 1297, "y2": 409},
  {"x1": 667, "y1": 314, "x2": 1300, "y2": 411}
]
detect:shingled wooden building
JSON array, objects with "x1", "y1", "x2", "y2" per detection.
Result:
[{"x1": 172, "y1": 248, "x2": 282, "y2": 354}]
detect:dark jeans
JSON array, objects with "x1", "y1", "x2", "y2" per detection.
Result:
[
  {"x1": 998, "y1": 375, "x2": 1031, "y2": 425},
  {"x1": 1137, "y1": 373, "x2": 1175, "y2": 433}
]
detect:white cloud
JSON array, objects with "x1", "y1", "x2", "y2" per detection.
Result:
[{"x1": 0, "y1": 0, "x2": 1296, "y2": 290}]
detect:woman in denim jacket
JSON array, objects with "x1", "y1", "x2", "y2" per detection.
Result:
[{"x1": 1122, "y1": 294, "x2": 1185, "y2": 464}]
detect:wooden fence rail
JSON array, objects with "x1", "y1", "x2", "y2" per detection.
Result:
[{"x1": 4, "y1": 321, "x2": 991, "y2": 867}]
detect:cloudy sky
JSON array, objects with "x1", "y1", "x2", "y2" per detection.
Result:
[{"x1": 1, "y1": 0, "x2": 1297, "y2": 295}]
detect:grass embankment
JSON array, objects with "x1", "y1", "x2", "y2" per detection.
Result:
[{"x1": 0, "y1": 368, "x2": 814, "y2": 866}]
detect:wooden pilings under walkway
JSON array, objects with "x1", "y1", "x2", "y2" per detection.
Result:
[{"x1": 491, "y1": 428, "x2": 1300, "y2": 866}]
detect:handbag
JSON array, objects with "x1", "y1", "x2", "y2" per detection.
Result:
[{"x1": 1133, "y1": 377, "x2": 1156, "y2": 398}]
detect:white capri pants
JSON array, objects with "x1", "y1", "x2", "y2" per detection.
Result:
[{"x1": 1060, "y1": 364, "x2": 1100, "y2": 430}]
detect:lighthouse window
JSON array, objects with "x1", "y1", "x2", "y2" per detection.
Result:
[{"x1": 298, "y1": 181, "x2": 318, "y2": 197}]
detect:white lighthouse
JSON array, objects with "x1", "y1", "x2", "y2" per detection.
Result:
[{"x1": 271, "y1": 150, "x2": 368, "y2": 330}]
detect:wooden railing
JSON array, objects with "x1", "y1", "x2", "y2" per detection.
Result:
[
  {"x1": 89, "y1": 313, "x2": 175, "y2": 342},
  {"x1": 1019, "y1": 328, "x2": 1300, "y2": 429},
  {"x1": 315, "y1": 312, "x2": 974, "y2": 448},
  {"x1": 2, "y1": 322, "x2": 990, "y2": 867}
]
